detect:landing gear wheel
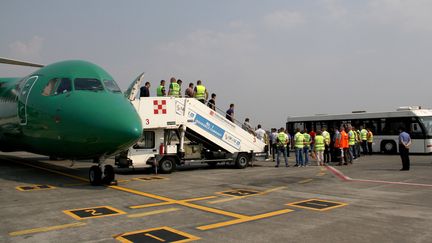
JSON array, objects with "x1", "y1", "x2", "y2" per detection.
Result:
[
  {"x1": 89, "y1": 165, "x2": 102, "y2": 186},
  {"x1": 235, "y1": 154, "x2": 249, "y2": 169},
  {"x1": 159, "y1": 157, "x2": 175, "y2": 174},
  {"x1": 102, "y1": 165, "x2": 115, "y2": 185}
]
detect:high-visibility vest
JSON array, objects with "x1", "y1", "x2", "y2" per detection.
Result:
[
  {"x1": 157, "y1": 85, "x2": 164, "y2": 96},
  {"x1": 340, "y1": 131, "x2": 349, "y2": 148},
  {"x1": 348, "y1": 130, "x2": 356, "y2": 146},
  {"x1": 303, "y1": 133, "x2": 311, "y2": 148},
  {"x1": 322, "y1": 131, "x2": 330, "y2": 145},
  {"x1": 195, "y1": 85, "x2": 206, "y2": 99},
  {"x1": 361, "y1": 129, "x2": 368, "y2": 141},
  {"x1": 294, "y1": 132, "x2": 304, "y2": 148},
  {"x1": 169, "y1": 82, "x2": 180, "y2": 97},
  {"x1": 277, "y1": 132, "x2": 287, "y2": 147},
  {"x1": 314, "y1": 135, "x2": 325, "y2": 151},
  {"x1": 367, "y1": 131, "x2": 374, "y2": 143}
]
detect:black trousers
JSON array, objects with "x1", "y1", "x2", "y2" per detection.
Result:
[
  {"x1": 361, "y1": 141, "x2": 368, "y2": 154},
  {"x1": 367, "y1": 142, "x2": 373, "y2": 155},
  {"x1": 324, "y1": 145, "x2": 330, "y2": 163},
  {"x1": 399, "y1": 144, "x2": 410, "y2": 170}
]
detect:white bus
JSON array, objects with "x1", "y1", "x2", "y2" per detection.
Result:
[{"x1": 286, "y1": 106, "x2": 432, "y2": 154}]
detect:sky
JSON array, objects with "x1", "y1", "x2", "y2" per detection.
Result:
[{"x1": 1, "y1": 0, "x2": 432, "y2": 129}]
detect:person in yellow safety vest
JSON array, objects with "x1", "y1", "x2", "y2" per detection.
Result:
[
  {"x1": 156, "y1": 80, "x2": 166, "y2": 97},
  {"x1": 367, "y1": 128, "x2": 374, "y2": 155},
  {"x1": 303, "y1": 129, "x2": 311, "y2": 166},
  {"x1": 354, "y1": 127, "x2": 362, "y2": 158},
  {"x1": 275, "y1": 127, "x2": 289, "y2": 167},
  {"x1": 360, "y1": 126, "x2": 368, "y2": 155},
  {"x1": 322, "y1": 127, "x2": 331, "y2": 164},
  {"x1": 194, "y1": 80, "x2": 208, "y2": 104},
  {"x1": 314, "y1": 130, "x2": 325, "y2": 166},
  {"x1": 348, "y1": 126, "x2": 356, "y2": 162},
  {"x1": 294, "y1": 128, "x2": 305, "y2": 167},
  {"x1": 168, "y1": 77, "x2": 180, "y2": 97}
]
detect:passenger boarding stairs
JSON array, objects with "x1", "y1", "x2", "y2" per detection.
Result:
[{"x1": 131, "y1": 97, "x2": 266, "y2": 154}]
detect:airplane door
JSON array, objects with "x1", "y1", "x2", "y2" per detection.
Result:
[{"x1": 18, "y1": 76, "x2": 38, "y2": 125}]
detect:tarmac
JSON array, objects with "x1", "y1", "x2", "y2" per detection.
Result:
[{"x1": 1, "y1": 151, "x2": 431, "y2": 243}]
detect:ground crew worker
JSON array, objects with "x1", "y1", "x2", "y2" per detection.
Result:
[
  {"x1": 168, "y1": 77, "x2": 180, "y2": 97},
  {"x1": 270, "y1": 128, "x2": 278, "y2": 161},
  {"x1": 322, "y1": 127, "x2": 331, "y2": 164},
  {"x1": 194, "y1": 80, "x2": 208, "y2": 103},
  {"x1": 339, "y1": 126, "x2": 350, "y2": 165},
  {"x1": 157, "y1": 80, "x2": 166, "y2": 97},
  {"x1": 294, "y1": 128, "x2": 305, "y2": 167},
  {"x1": 360, "y1": 126, "x2": 368, "y2": 155},
  {"x1": 355, "y1": 127, "x2": 362, "y2": 158},
  {"x1": 303, "y1": 129, "x2": 311, "y2": 166},
  {"x1": 348, "y1": 126, "x2": 356, "y2": 161},
  {"x1": 275, "y1": 127, "x2": 289, "y2": 167},
  {"x1": 367, "y1": 128, "x2": 374, "y2": 155},
  {"x1": 333, "y1": 128, "x2": 341, "y2": 163},
  {"x1": 314, "y1": 130, "x2": 325, "y2": 166}
]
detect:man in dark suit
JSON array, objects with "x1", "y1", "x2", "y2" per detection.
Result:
[{"x1": 140, "y1": 82, "x2": 150, "y2": 97}]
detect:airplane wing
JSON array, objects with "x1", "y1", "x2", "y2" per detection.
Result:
[
  {"x1": 124, "y1": 72, "x2": 145, "y2": 101},
  {"x1": 0, "y1": 57, "x2": 44, "y2": 68}
]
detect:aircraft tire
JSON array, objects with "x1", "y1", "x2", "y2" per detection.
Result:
[
  {"x1": 89, "y1": 165, "x2": 102, "y2": 186},
  {"x1": 102, "y1": 165, "x2": 115, "y2": 184},
  {"x1": 235, "y1": 153, "x2": 249, "y2": 169}
]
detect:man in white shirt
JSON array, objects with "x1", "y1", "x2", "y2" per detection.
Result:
[{"x1": 255, "y1": 124, "x2": 266, "y2": 142}]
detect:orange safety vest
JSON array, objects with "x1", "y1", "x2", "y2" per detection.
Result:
[{"x1": 340, "y1": 131, "x2": 349, "y2": 149}]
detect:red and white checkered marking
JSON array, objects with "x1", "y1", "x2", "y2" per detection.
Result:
[{"x1": 153, "y1": 100, "x2": 167, "y2": 114}]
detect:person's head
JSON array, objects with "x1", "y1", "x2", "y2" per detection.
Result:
[
  {"x1": 197, "y1": 80, "x2": 202, "y2": 85},
  {"x1": 177, "y1": 79, "x2": 182, "y2": 85},
  {"x1": 322, "y1": 127, "x2": 327, "y2": 131},
  {"x1": 303, "y1": 128, "x2": 308, "y2": 133},
  {"x1": 271, "y1": 128, "x2": 276, "y2": 132},
  {"x1": 317, "y1": 130, "x2": 322, "y2": 135},
  {"x1": 145, "y1": 82, "x2": 150, "y2": 87},
  {"x1": 340, "y1": 126, "x2": 345, "y2": 131},
  {"x1": 211, "y1": 93, "x2": 216, "y2": 99},
  {"x1": 279, "y1": 127, "x2": 285, "y2": 132},
  {"x1": 245, "y1": 118, "x2": 250, "y2": 122},
  {"x1": 399, "y1": 126, "x2": 405, "y2": 132},
  {"x1": 160, "y1": 80, "x2": 165, "y2": 85},
  {"x1": 230, "y1": 103, "x2": 234, "y2": 108},
  {"x1": 189, "y1": 82, "x2": 194, "y2": 88},
  {"x1": 367, "y1": 127, "x2": 371, "y2": 131},
  {"x1": 257, "y1": 124, "x2": 262, "y2": 129},
  {"x1": 296, "y1": 128, "x2": 301, "y2": 133},
  {"x1": 170, "y1": 77, "x2": 176, "y2": 83}
]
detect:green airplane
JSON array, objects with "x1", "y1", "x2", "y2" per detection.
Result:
[{"x1": 0, "y1": 57, "x2": 142, "y2": 185}]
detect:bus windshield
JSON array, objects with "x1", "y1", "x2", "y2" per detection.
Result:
[{"x1": 420, "y1": 116, "x2": 432, "y2": 136}]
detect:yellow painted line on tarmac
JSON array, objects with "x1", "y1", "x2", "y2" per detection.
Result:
[
  {"x1": 127, "y1": 208, "x2": 181, "y2": 218},
  {"x1": 130, "y1": 196, "x2": 217, "y2": 209},
  {"x1": 208, "y1": 187, "x2": 286, "y2": 204},
  {"x1": 298, "y1": 179, "x2": 314, "y2": 184},
  {"x1": 197, "y1": 208, "x2": 294, "y2": 231},
  {"x1": 9, "y1": 222, "x2": 86, "y2": 236},
  {"x1": 11, "y1": 159, "x2": 88, "y2": 182}
]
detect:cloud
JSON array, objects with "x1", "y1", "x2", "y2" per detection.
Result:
[
  {"x1": 8, "y1": 36, "x2": 44, "y2": 59},
  {"x1": 263, "y1": 10, "x2": 305, "y2": 30},
  {"x1": 322, "y1": 0, "x2": 348, "y2": 19},
  {"x1": 368, "y1": 0, "x2": 432, "y2": 32}
]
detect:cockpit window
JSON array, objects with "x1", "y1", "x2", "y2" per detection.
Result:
[
  {"x1": 104, "y1": 80, "x2": 121, "y2": 93},
  {"x1": 74, "y1": 78, "x2": 104, "y2": 91},
  {"x1": 42, "y1": 78, "x2": 59, "y2": 96},
  {"x1": 55, "y1": 78, "x2": 72, "y2": 95}
]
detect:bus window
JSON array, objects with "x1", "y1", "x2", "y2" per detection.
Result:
[{"x1": 420, "y1": 116, "x2": 432, "y2": 136}]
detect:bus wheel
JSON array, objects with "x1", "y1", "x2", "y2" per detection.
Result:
[
  {"x1": 235, "y1": 154, "x2": 249, "y2": 169},
  {"x1": 381, "y1": 140, "x2": 397, "y2": 154},
  {"x1": 159, "y1": 157, "x2": 176, "y2": 174}
]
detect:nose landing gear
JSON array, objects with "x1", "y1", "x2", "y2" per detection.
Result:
[{"x1": 89, "y1": 157, "x2": 116, "y2": 186}]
